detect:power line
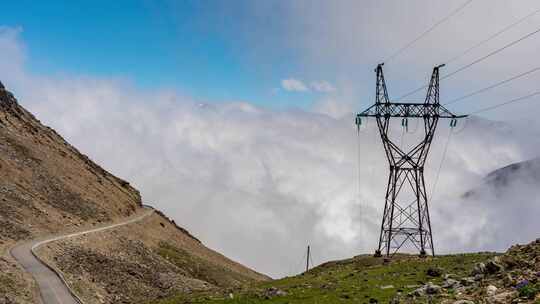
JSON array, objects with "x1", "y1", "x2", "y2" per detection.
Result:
[
  {"x1": 384, "y1": 0, "x2": 474, "y2": 63},
  {"x1": 397, "y1": 22, "x2": 540, "y2": 101},
  {"x1": 442, "y1": 25, "x2": 540, "y2": 80},
  {"x1": 469, "y1": 90, "x2": 540, "y2": 115},
  {"x1": 357, "y1": 124, "x2": 362, "y2": 235},
  {"x1": 429, "y1": 127, "x2": 453, "y2": 201},
  {"x1": 396, "y1": 83, "x2": 430, "y2": 101},
  {"x1": 446, "y1": 6, "x2": 540, "y2": 64},
  {"x1": 443, "y1": 66, "x2": 540, "y2": 106}
]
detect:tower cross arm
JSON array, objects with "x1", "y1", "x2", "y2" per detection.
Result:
[{"x1": 357, "y1": 102, "x2": 467, "y2": 119}]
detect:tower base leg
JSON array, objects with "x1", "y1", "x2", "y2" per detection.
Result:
[{"x1": 374, "y1": 250, "x2": 382, "y2": 257}]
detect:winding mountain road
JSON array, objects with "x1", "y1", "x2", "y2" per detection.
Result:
[{"x1": 10, "y1": 207, "x2": 154, "y2": 304}]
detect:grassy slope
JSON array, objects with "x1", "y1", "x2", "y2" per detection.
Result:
[{"x1": 152, "y1": 253, "x2": 496, "y2": 304}]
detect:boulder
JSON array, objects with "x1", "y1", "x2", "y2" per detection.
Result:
[
  {"x1": 0, "y1": 296, "x2": 15, "y2": 304},
  {"x1": 264, "y1": 287, "x2": 287, "y2": 298},
  {"x1": 485, "y1": 260, "x2": 503, "y2": 274},
  {"x1": 459, "y1": 277, "x2": 476, "y2": 286},
  {"x1": 473, "y1": 274, "x2": 484, "y2": 281},
  {"x1": 427, "y1": 266, "x2": 443, "y2": 277},
  {"x1": 487, "y1": 290, "x2": 517, "y2": 304},
  {"x1": 442, "y1": 278, "x2": 460, "y2": 289},
  {"x1": 425, "y1": 282, "x2": 442, "y2": 295},
  {"x1": 503, "y1": 273, "x2": 515, "y2": 286},
  {"x1": 411, "y1": 286, "x2": 427, "y2": 297},
  {"x1": 486, "y1": 285, "x2": 497, "y2": 296},
  {"x1": 472, "y1": 263, "x2": 486, "y2": 275}
]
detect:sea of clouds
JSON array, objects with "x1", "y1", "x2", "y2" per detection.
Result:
[{"x1": 2, "y1": 3, "x2": 540, "y2": 278}]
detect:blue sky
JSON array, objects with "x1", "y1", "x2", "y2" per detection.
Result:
[
  {"x1": 2, "y1": 0, "x2": 539, "y2": 120},
  {"x1": 0, "y1": 0, "x2": 324, "y2": 109}
]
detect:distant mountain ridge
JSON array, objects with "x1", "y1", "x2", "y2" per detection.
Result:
[
  {"x1": 464, "y1": 157, "x2": 540, "y2": 198},
  {"x1": 485, "y1": 157, "x2": 540, "y2": 186}
]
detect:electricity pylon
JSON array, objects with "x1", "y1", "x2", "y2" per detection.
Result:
[{"x1": 356, "y1": 64, "x2": 466, "y2": 257}]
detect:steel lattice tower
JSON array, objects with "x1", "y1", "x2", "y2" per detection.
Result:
[{"x1": 356, "y1": 64, "x2": 466, "y2": 257}]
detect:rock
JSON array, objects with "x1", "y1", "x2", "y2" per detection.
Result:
[
  {"x1": 444, "y1": 273, "x2": 456, "y2": 280},
  {"x1": 503, "y1": 273, "x2": 515, "y2": 286},
  {"x1": 472, "y1": 263, "x2": 486, "y2": 275},
  {"x1": 474, "y1": 274, "x2": 484, "y2": 281},
  {"x1": 442, "y1": 278, "x2": 460, "y2": 289},
  {"x1": 0, "y1": 296, "x2": 15, "y2": 304},
  {"x1": 486, "y1": 284, "x2": 497, "y2": 296},
  {"x1": 411, "y1": 286, "x2": 427, "y2": 297},
  {"x1": 485, "y1": 260, "x2": 503, "y2": 274},
  {"x1": 380, "y1": 285, "x2": 394, "y2": 289},
  {"x1": 427, "y1": 266, "x2": 443, "y2": 277},
  {"x1": 264, "y1": 287, "x2": 287, "y2": 298},
  {"x1": 453, "y1": 301, "x2": 475, "y2": 304},
  {"x1": 425, "y1": 282, "x2": 442, "y2": 295},
  {"x1": 460, "y1": 277, "x2": 476, "y2": 286},
  {"x1": 487, "y1": 291, "x2": 517, "y2": 304},
  {"x1": 455, "y1": 286, "x2": 467, "y2": 294},
  {"x1": 389, "y1": 298, "x2": 400, "y2": 304}
]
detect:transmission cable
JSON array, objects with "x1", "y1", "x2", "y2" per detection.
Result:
[
  {"x1": 434, "y1": 95, "x2": 540, "y2": 191},
  {"x1": 357, "y1": 125, "x2": 362, "y2": 236},
  {"x1": 442, "y1": 26, "x2": 540, "y2": 80},
  {"x1": 443, "y1": 66, "x2": 540, "y2": 106},
  {"x1": 469, "y1": 90, "x2": 540, "y2": 115},
  {"x1": 384, "y1": 0, "x2": 474, "y2": 63},
  {"x1": 397, "y1": 24, "x2": 540, "y2": 100},
  {"x1": 429, "y1": 127, "x2": 454, "y2": 201},
  {"x1": 446, "y1": 6, "x2": 540, "y2": 64}
]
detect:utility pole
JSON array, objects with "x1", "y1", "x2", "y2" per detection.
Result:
[
  {"x1": 306, "y1": 245, "x2": 311, "y2": 272},
  {"x1": 356, "y1": 63, "x2": 466, "y2": 257}
]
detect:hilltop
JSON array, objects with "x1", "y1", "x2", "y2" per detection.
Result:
[
  {"x1": 0, "y1": 82, "x2": 268, "y2": 304},
  {"x1": 154, "y1": 238, "x2": 540, "y2": 303}
]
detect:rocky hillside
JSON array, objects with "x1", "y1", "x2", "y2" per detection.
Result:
[
  {"x1": 159, "y1": 238, "x2": 540, "y2": 303},
  {"x1": 0, "y1": 82, "x2": 268, "y2": 303}
]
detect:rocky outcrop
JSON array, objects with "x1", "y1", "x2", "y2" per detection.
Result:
[{"x1": 406, "y1": 239, "x2": 540, "y2": 304}]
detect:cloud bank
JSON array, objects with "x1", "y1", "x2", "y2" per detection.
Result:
[{"x1": 2, "y1": 22, "x2": 540, "y2": 279}]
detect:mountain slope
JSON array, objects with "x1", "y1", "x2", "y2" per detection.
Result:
[
  {"x1": 0, "y1": 82, "x2": 268, "y2": 304},
  {"x1": 464, "y1": 157, "x2": 540, "y2": 199}
]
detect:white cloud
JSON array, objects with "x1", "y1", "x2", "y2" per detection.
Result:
[
  {"x1": 281, "y1": 78, "x2": 309, "y2": 92},
  {"x1": 280, "y1": 79, "x2": 337, "y2": 94},
  {"x1": 311, "y1": 81, "x2": 336, "y2": 93}
]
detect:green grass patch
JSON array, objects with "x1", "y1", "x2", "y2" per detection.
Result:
[
  {"x1": 518, "y1": 282, "x2": 540, "y2": 299},
  {"x1": 150, "y1": 252, "x2": 496, "y2": 304}
]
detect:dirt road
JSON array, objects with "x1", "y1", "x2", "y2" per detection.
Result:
[{"x1": 10, "y1": 208, "x2": 154, "y2": 304}]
